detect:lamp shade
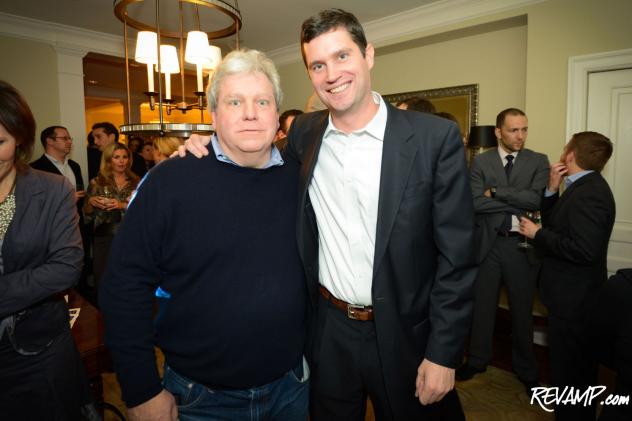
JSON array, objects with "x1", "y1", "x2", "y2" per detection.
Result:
[
  {"x1": 202, "y1": 45, "x2": 222, "y2": 71},
  {"x1": 135, "y1": 31, "x2": 158, "y2": 64},
  {"x1": 185, "y1": 31, "x2": 210, "y2": 64},
  {"x1": 158, "y1": 45, "x2": 180, "y2": 74},
  {"x1": 468, "y1": 125, "x2": 497, "y2": 148}
]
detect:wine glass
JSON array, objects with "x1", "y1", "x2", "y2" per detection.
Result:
[{"x1": 517, "y1": 211, "x2": 541, "y2": 249}]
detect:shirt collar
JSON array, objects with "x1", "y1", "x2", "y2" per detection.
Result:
[
  {"x1": 210, "y1": 134, "x2": 283, "y2": 169},
  {"x1": 45, "y1": 153, "x2": 68, "y2": 166},
  {"x1": 324, "y1": 92, "x2": 387, "y2": 141},
  {"x1": 565, "y1": 169, "x2": 594, "y2": 188},
  {"x1": 497, "y1": 147, "x2": 518, "y2": 162}
]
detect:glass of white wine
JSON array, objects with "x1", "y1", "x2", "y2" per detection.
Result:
[{"x1": 517, "y1": 210, "x2": 541, "y2": 249}]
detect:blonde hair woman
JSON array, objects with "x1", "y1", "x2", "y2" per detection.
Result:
[
  {"x1": 152, "y1": 136, "x2": 183, "y2": 164},
  {"x1": 84, "y1": 142, "x2": 139, "y2": 287}
]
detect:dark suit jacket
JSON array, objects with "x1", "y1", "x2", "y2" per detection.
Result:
[
  {"x1": 470, "y1": 148, "x2": 549, "y2": 263},
  {"x1": 286, "y1": 103, "x2": 477, "y2": 418},
  {"x1": 0, "y1": 168, "x2": 83, "y2": 352},
  {"x1": 534, "y1": 172, "x2": 615, "y2": 320},
  {"x1": 30, "y1": 154, "x2": 85, "y2": 223}
]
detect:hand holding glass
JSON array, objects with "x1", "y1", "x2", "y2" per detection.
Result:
[{"x1": 518, "y1": 211, "x2": 541, "y2": 249}]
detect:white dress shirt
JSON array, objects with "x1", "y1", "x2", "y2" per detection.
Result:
[
  {"x1": 497, "y1": 147, "x2": 519, "y2": 231},
  {"x1": 45, "y1": 153, "x2": 77, "y2": 189},
  {"x1": 308, "y1": 92, "x2": 387, "y2": 305}
]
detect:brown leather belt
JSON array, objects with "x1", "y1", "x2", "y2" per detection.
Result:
[{"x1": 319, "y1": 285, "x2": 374, "y2": 321}]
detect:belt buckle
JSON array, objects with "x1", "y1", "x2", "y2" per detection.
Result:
[{"x1": 347, "y1": 304, "x2": 366, "y2": 320}]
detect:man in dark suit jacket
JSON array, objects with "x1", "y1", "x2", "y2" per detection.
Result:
[
  {"x1": 520, "y1": 131, "x2": 615, "y2": 421},
  {"x1": 287, "y1": 9, "x2": 476, "y2": 420},
  {"x1": 31, "y1": 125, "x2": 90, "y2": 292},
  {"x1": 457, "y1": 109, "x2": 549, "y2": 393},
  {"x1": 30, "y1": 125, "x2": 85, "y2": 216}
]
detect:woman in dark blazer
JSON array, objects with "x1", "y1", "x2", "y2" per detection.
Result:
[{"x1": 0, "y1": 80, "x2": 90, "y2": 420}]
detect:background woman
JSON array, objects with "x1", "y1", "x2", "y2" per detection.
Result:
[
  {"x1": 84, "y1": 143, "x2": 138, "y2": 288},
  {"x1": 152, "y1": 136, "x2": 183, "y2": 164},
  {"x1": 0, "y1": 80, "x2": 91, "y2": 419}
]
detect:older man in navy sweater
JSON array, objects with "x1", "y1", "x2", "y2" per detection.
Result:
[{"x1": 100, "y1": 50, "x2": 309, "y2": 421}]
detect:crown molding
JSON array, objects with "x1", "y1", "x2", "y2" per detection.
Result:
[
  {"x1": 0, "y1": 11, "x2": 123, "y2": 57},
  {"x1": 268, "y1": 0, "x2": 546, "y2": 66}
]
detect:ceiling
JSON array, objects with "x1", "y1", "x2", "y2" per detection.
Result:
[{"x1": 0, "y1": 0, "x2": 439, "y2": 53}]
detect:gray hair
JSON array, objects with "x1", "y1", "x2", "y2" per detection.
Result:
[{"x1": 207, "y1": 49, "x2": 283, "y2": 112}]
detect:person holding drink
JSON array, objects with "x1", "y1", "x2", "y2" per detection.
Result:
[
  {"x1": 457, "y1": 108, "x2": 549, "y2": 397},
  {"x1": 84, "y1": 142, "x2": 138, "y2": 288},
  {"x1": 519, "y1": 131, "x2": 615, "y2": 420}
]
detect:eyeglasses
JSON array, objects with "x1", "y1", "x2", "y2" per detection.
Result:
[{"x1": 52, "y1": 136, "x2": 73, "y2": 141}]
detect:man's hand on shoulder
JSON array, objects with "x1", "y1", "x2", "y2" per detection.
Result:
[
  {"x1": 415, "y1": 359, "x2": 455, "y2": 405},
  {"x1": 127, "y1": 389, "x2": 178, "y2": 421},
  {"x1": 173, "y1": 134, "x2": 211, "y2": 158}
]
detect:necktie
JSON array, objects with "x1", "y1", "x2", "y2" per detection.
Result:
[
  {"x1": 501, "y1": 155, "x2": 515, "y2": 233},
  {"x1": 505, "y1": 154, "x2": 514, "y2": 179}
]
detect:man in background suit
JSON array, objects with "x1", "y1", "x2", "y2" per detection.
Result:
[
  {"x1": 31, "y1": 125, "x2": 90, "y2": 292},
  {"x1": 31, "y1": 125, "x2": 85, "y2": 204},
  {"x1": 520, "y1": 131, "x2": 615, "y2": 420},
  {"x1": 457, "y1": 109, "x2": 549, "y2": 395}
]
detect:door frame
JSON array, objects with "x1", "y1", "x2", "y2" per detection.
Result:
[
  {"x1": 566, "y1": 48, "x2": 632, "y2": 139},
  {"x1": 566, "y1": 48, "x2": 632, "y2": 272}
]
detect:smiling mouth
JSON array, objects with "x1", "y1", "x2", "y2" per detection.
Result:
[{"x1": 328, "y1": 83, "x2": 349, "y2": 94}]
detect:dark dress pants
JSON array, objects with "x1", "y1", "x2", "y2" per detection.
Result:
[
  {"x1": 310, "y1": 294, "x2": 465, "y2": 421},
  {"x1": 468, "y1": 236, "x2": 539, "y2": 382},
  {"x1": 548, "y1": 315, "x2": 598, "y2": 421}
]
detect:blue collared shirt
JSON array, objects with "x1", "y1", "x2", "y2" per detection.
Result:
[
  {"x1": 211, "y1": 135, "x2": 284, "y2": 169},
  {"x1": 545, "y1": 169, "x2": 594, "y2": 197}
]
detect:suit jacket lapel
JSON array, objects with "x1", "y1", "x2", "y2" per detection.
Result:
[
  {"x1": 488, "y1": 151, "x2": 507, "y2": 185},
  {"x1": 298, "y1": 113, "x2": 328, "y2": 205},
  {"x1": 373, "y1": 105, "x2": 417, "y2": 278}
]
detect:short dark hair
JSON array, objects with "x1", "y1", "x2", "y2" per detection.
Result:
[
  {"x1": 300, "y1": 9, "x2": 368, "y2": 67},
  {"x1": 401, "y1": 97, "x2": 436, "y2": 114},
  {"x1": 496, "y1": 108, "x2": 526, "y2": 128},
  {"x1": 0, "y1": 80, "x2": 36, "y2": 172},
  {"x1": 40, "y1": 125, "x2": 67, "y2": 148},
  {"x1": 566, "y1": 131, "x2": 613, "y2": 172},
  {"x1": 92, "y1": 121, "x2": 119, "y2": 142},
  {"x1": 279, "y1": 109, "x2": 303, "y2": 133}
]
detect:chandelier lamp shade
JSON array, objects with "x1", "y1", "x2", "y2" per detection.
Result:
[{"x1": 114, "y1": 0, "x2": 242, "y2": 138}]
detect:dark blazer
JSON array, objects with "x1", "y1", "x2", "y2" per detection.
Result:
[
  {"x1": 286, "y1": 103, "x2": 477, "y2": 418},
  {"x1": 470, "y1": 148, "x2": 549, "y2": 263},
  {"x1": 30, "y1": 154, "x2": 85, "y2": 223},
  {"x1": 0, "y1": 168, "x2": 83, "y2": 352},
  {"x1": 534, "y1": 172, "x2": 615, "y2": 319}
]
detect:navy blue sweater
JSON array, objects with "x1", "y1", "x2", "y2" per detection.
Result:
[{"x1": 100, "y1": 153, "x2": 306, "y2": 407}]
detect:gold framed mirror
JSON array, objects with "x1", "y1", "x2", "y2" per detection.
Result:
[{"x1": 383, "y1": 83, "x2": 479, "y2": 140}]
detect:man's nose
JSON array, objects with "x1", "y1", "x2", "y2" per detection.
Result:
[{"x1": 243, "y1": 101, "x2": 257, "y2": 120}]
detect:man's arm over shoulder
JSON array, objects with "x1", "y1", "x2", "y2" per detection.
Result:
[
  {"x1": 99, "y1": 171, "x2": 166, "y2": 408},
  {"x1": 425, "y1": 122, "x2": 477, "y2": 368}
]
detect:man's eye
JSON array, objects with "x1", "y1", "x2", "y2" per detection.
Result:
[
  {"x1": 311, "y1": 63, "x2": 324, "y2": 72},
  {"x1": 257, "y1": 99, "x2": 270, "y2": 107},
  {"x1": 339, "y1": 52, "x2": 349, "y2": 60},
  {"x1": 228, "y1": 99, "x2": 241, "y2": 106}
]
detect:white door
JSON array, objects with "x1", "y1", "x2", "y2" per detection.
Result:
[{"x1": 586, "y1": 68, "x2": 632, "y2": 272}]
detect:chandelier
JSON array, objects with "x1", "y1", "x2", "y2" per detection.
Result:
[{"x1": 114, "y1": 0, "x2": 242, "y2": 137}]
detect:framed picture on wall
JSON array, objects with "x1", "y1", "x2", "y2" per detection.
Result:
[{"x1": 383, "y1": 83, "x2": 479, "y2": 140}]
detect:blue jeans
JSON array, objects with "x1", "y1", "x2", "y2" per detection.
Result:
[{"x1": 162, "y1": 358, "x2": 309, "y2": 421}]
